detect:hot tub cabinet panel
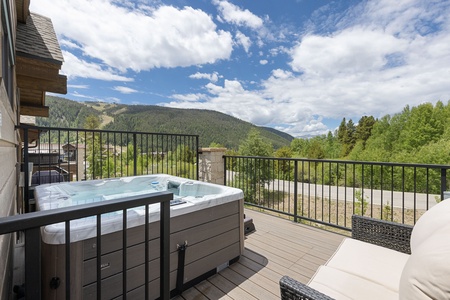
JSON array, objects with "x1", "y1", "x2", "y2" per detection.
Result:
[{"x1": 41, "y1": 199, "x2": 244, "y2": 300}]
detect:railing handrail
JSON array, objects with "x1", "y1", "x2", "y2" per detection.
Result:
[
  {"x1": 224, "y1": 154, "x2": 449, "y2": 231},
  {"x1": 17, "y1": 124, "x2": 200, "y2": 138},
  {"x1": 19, "y1": 125, "x2": 199, "y2": 212},
  {"x1": 1, "y1": 192, "x2": 172, "y2": 300},
  {"x1": 223, "y1": 154, "x2": 450, "y2": 170},
  {"x1": 0, "y1": 191, "x2": 172, "y2": 234}
]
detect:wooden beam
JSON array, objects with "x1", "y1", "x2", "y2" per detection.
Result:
[
  {"x1": 20, "y1": 104, "x2": 49, "y2": 117},
  {"x1": 16, "y1": 0, "x2": 30, "y2": 23},
  {"x1": 17, "y1": 74, "x2": 67, "y2": 94},
  {"x1": 16, "y1": 56, "x2": 61, "y2": 81},
  {"x1": 19, "y1": 90, "x2": 45, "y2": 105}
]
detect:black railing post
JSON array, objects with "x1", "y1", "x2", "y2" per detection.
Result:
[
  {"x1": 223, "y1": 156, "x2": 227, "y2": 186},
  {"x1": 23, "y1": 127, "x2": 30, "y2": 213},
  {"x1": 196, "y1": 136, "x2": 200, "y2": 180},
  {"x1": 160, "y1": 199, "x2": 170, "y2": 300},
  {"x1": 441, "y1": 168, "x2": 447, "y2": 201},
  {"x1": 294, "y1": 160, "x2": 298, "y2": 223},
  {"x1": 133, "y1": 133, "x2": 137, "y2": 176},
  {"x1": 25, "y1": 227, "x2": 41, "y2": 300}
]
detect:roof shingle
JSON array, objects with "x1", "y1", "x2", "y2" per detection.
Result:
[{"x1": 16, "y1": 12, "x2": 64, "y2": 64}]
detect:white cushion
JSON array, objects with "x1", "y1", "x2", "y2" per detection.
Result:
[
  {"x1": 325, "y1": 238, "x2": 409, "y2": 292},
  {"x1": 410, "y1": 199, "x2": 450, "y2": 252},
  {"x1": 399, "y1": 223, "x2": 450, "y2": 299},
  {"x1": 309, "y1": 266, "x2": 398, "y2": 300}
]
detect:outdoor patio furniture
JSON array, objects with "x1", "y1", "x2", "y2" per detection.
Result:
[
  {"x1": 280, "y1": 199, "x2": 450, "y2": 300},
  {"x1": 31, "y1": 170, "x2": 65, "y2": 184}
]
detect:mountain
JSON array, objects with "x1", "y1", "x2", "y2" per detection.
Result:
[{"x1": 36, "y1": 96, "x2": 294, "y2": 149}]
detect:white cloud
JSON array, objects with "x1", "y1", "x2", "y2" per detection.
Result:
[
  {"x1": 235, "y1": 31, "x2": 251, "y2": 53},
  {"x1": 60, "y1": 39, "x2": 81, "y2": 50},
  {"x1": 70, "y1": 91, "x2": 121, "y2": 103},
  {"x1": 189, "y1": 72, "x2": 219, "y2": 83},
  {"x1": 276, "y1": 118, "x2": 330, "y2": 138},
  {"x1": 171, "y1": 93, "x2": 208, "y2": 102},
  {"x1": 68, "y1": 84, "x2": 89, "y2": 89},
  {"x1": 271, "y1": 69, "x2": 293, "y2": 79},
  {"x1": 61, "y1": 51, "x2": 133, "y2": 81},
  {"x1": 167, "y1": 79, "x2": 274, "y2": 125},
  {"x1": 159, "y1": 0, "x2": 450, "y2": 137},
  {"x1": 290, "y1": 28, "x2": 408, "y2": 75},
  {"x1": 31, "y1": 1, "x2": 233, "y2": 76},
  {"x1": 269, "y1": 46, "x2": 289, "y2": 56},
  {"x1": 33, "y1": 0, "x2": 450, "y2": 137},
  {"x1": 213, "y1": 0, "x2": 263, "y2": 29},
  {"x1": 261, "y1": 0, "x2": 450, "y2": 130},
  {"x1": 113, "y1": 86, "x2": 138, "y2": 94},
  {"x1": 259, "y1": 59, "x2": 268, "y2": 65},
  {"x1": 70, "y1": 91, "x2": 95, "y2": 100}
]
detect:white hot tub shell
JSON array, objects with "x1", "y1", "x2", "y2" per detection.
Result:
[{"x1": 34, "y1": 174, "x2": 245, "y2": 299}]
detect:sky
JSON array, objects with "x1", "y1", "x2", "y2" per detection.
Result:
[{"x1": 30, "y1": 0, "x2": 450, "y2": 138}]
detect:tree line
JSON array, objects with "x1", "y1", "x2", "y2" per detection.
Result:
[
  {"x1": 226, "y1": 101, "x2": 450, "y2": 201},
  {"x1": 284, "y1": 101, "x2": 450, "y2": 166}
]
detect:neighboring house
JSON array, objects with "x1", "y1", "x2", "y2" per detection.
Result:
[
  {"x1": 0, "y1": 0, "x2": 66, "y2": 298},
  {"x1": 62, "y1": 143, "x2": 78, "y2": 161}
]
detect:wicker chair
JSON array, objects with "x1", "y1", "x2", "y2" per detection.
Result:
[{"x1": 280, "y1": 215, "x2": 413, "y2": 300}]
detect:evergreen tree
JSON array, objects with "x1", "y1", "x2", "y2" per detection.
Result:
[
  {"x1": 346, "y1": 119, "x2": 356, "y2": 148},
  {"x1": 337, "y1": 118, "x2": 347, "y2": 143},
  {"x1": 355, "y1": 116, "x2": 376, "y2": 148}
]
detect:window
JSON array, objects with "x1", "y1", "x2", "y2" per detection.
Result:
[{"x1": 1, "y1": 0, "x2": 15, "y2": 107}]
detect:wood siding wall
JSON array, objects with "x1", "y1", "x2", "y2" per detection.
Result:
[{"x1": 0, "y1": 1, "x2": 19, "y2": 297}]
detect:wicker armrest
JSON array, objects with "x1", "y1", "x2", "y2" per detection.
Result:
[
  {"x1": 352, "y1": 215, "x2": 413, "y2": 254},
  {"x1": 280, "y1": 276, "x2": 335, "y2": 300}
]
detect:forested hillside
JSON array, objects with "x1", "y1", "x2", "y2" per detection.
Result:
[
  {"x1": 35, "y1": 96, "x2": 450, "y2": 165},
  {"x1": 36, "y1": 96, "x2": 293, "y2": 149},
  {"x1": 289, "y1": 101, "x2": 450, "y2": 165},
  {"x1": 36, "y1": 96, "x2": 99, "y2": 129}
]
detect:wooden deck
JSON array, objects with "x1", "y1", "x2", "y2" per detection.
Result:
[{"x1": 173, "y1": 209, "x2": 347, "y2": 300}]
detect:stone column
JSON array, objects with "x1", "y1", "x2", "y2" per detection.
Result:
[{"x1": 198, "y1": 148, "x2": 226, "y2": 184}]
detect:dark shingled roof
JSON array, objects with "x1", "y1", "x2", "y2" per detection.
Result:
[{"x1": 16, "y1": 12, "x2": 64, "y2": 64}]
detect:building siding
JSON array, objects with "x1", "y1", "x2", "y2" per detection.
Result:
[{"x1": 0, "y1": 0, "x2": 19, "y2": 298}]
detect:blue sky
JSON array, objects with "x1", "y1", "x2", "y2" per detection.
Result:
[{"x1": 30, "y1": 0, "x2": 450, "y2": 137}]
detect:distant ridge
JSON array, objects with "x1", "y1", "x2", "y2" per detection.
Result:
[
  {"x1": 37, "y1": 96, "x2": 294, "y2": 149},
  {"x1": 260, "y1": 126, "x2": 294, "y2": 143}
]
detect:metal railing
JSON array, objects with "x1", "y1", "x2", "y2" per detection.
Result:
[
  {"x1": 19, "y1": 125, "x2": 199, "y2": 212},
  {"x1": 224, "y1": 155, "x2": 450, "y2": 231},
  {"x1": 1, "y1": 192, "x2": 172, "y2": 300}
]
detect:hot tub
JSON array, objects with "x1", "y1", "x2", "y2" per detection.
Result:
[{"x1": 34, "y1": 174, "x2": 244, "y2": 299}]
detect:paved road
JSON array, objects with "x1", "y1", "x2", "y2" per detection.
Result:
[
  {"x1": 269, "y1": 179, "x2": 439, "y2": 210},
  {"x1": 226, "y1": 171, "x2": 439, "y2": 210}
]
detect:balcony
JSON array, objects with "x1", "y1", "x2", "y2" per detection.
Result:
[
  {"x1": 8, "y1": 206, "x2": 343, "y2": 300},
  {"x1": 4, "y1": 125, "x2": 450, "y2": 299},
  {"x1": 171, "y1": 208, "x2": 345, "y2": 300}
]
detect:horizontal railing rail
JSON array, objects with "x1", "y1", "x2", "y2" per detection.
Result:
[
  {"x1": 18, "y1": 124, "x2": 199, "y2": 212},
  {"x1": 224, "y1": 155, "x2": 450, "y2": 231},
  {"x1": 0, "y1": 192, "x2": 172, "y2": 300}
]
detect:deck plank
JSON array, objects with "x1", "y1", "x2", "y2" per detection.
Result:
[
  {"x1": 176, "y1": 209, "x2": 346, "y2": 299},
  {"x1": 228, "y1": 262, "x2": 280, "y2": 297},
  {"x1": 207, "y1": 273, "x2": 257, "y2": 300},
  {"x1": 194, "y1": 279, "x2": 233, "y2": 300}
]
